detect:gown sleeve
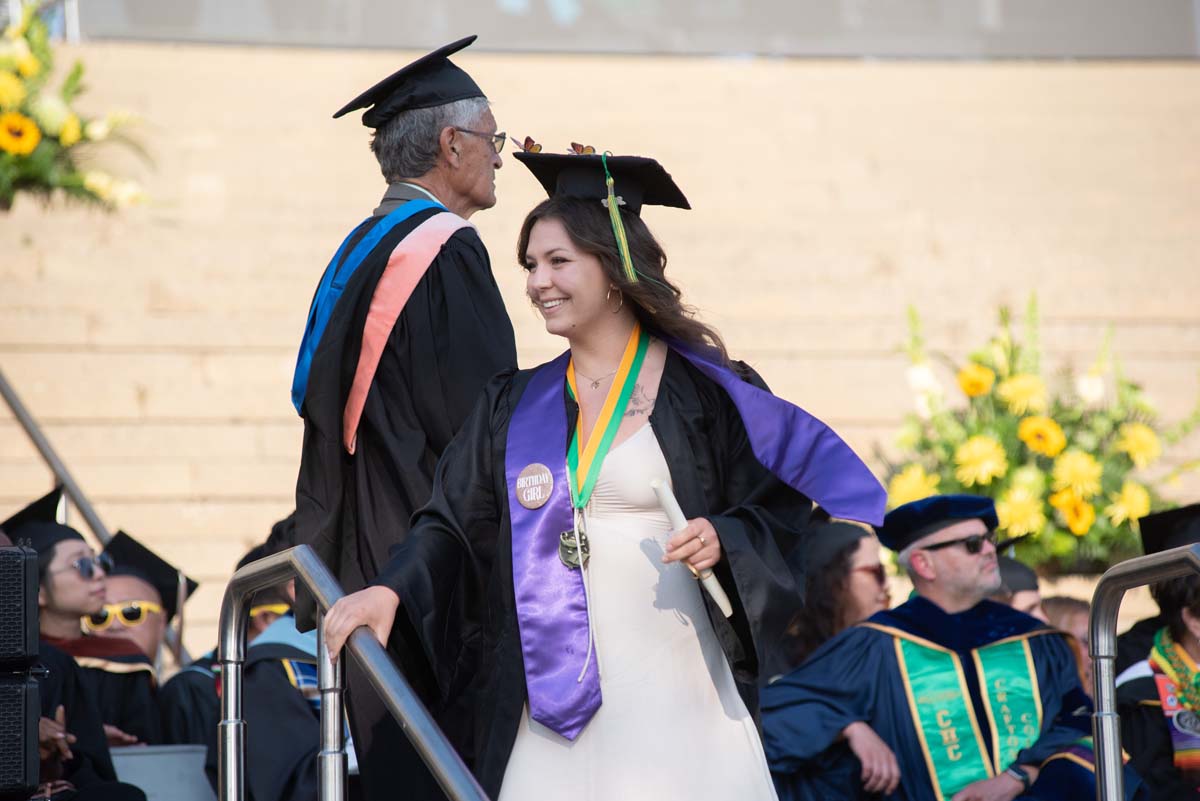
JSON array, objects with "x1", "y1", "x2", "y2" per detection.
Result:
[
  {"x1": 760, "y1": 626, "x2": 888, "y2": 772},
  {"x1": 701, "y1": 363, "x2": 813, "y2": 679},
  {"x1": 370, "y1": 371, "x2": 515, "y2": 703}
]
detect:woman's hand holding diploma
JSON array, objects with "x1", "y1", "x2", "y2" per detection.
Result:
[{"x1": 653, "y1": 479, "x2": 734, "y2": 618}]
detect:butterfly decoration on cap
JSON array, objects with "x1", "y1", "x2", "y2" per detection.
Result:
[
  {"x1": 515, "y1": 135, "x2": 543, "y2": 153},
  {"x1": 569, "y1": 142, "x2": 597, "y2": 155}
]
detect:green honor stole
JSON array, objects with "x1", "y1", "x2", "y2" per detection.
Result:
[{"x1": 864, "y1": 624, "x2": 1045, "y2": 800}]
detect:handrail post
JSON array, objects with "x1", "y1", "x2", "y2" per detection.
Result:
[
  {"x1": 317, "y1": 611, "x2": 347, "y2": 801},
  {"x1": 217, "y1": 546, "x2": 490, "y2": 801},
  {"x1": 1090, "y1": 543, "x2": 1200, "y2": 801}
]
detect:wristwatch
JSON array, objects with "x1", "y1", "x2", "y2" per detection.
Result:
[{"x1": 1005, "y1": 765, "x2": 1032, "y2": 791}]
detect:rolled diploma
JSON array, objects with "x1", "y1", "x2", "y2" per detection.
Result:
[{"x1": 651, "y1": 479, "x2": 734, "y2": 618}]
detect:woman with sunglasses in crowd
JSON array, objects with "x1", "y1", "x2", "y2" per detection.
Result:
[
  {"x1": 764, "y1": 520, "x2": 890, "y2": 681},
  {"x1": 323, "y1": 147, "x2": 885, "y2": 800},
  {"x1": 20, "y1": 519, "x2": 162, "y2": 746}
]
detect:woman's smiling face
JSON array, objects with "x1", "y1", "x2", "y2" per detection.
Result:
[{"x1": 524, "y1": 216, "x2": 613, "y2": 338}]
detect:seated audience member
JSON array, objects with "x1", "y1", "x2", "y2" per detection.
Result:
[
  {"x1": 1116, "y1": 503, "x2": 1200, "y2": 800},
  {"x1": 15, "y1": 518, "x2": 160, "y2": 745},
  {"x1": 992, "y1": 555, "x2": 1048, "y2": 622},
  {"x1": 1117, "y1": 505, "x2": 1200, "y2": 675},
  {"x1": 159, "y1": 543, "x2": 288, "y2": 746},
  {"x1": 1043, "y1": 595, "x2": 1093, "y2": 695},
  {"x1": 762, "y1": 494, "x2": 1140, "y2": 801},
  {"x1": 1, "y1": 504, "x2": 145, "y2": 801},
  {"x1": 767, "y1": 521, "x2": 889, "y2": 679}
]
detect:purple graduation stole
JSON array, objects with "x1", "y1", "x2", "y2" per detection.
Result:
[{"x1": 504, "y1": 345, "x2": 886, "y2": 741}]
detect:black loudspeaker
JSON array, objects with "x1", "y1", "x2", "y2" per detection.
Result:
[
  {"x1": 0, "y1": 674, "x2": 39, "y2": 797},
  {"x1": 0, "y1": 547, "x2": 38, "y2": 671}
]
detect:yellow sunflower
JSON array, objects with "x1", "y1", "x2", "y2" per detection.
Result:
[
  {"x1": 1104, "y1": 481, "x2": 1151, "y2": 527},
  {"x1": 957, "y1": 363, "x2": 995, "y2": 398},
  {"x1": 1048, "y1": 487, "x2": 1078, "y2": 511},
  {"x1": 996, "y1": 487, "x2": 1046, "y2": 537},
  {"x1": 888, "y1": 464, "x2": 940, "y2": 509},
  {"x1": 0, "y1": 110, "x2": 40, "y2": 155},
  {"x1": 1018, "y1": 416, "x2": 1067, "y2": 458},
  {"x1": 1115, "y1": 422, "x2": 1161, "y2": 469},
  {"x1": 0, "y1": 70, "x2": 24, "y2": 109},
  {"x1": 997, "y1": 374, "x2": 1048, "y2": 415},
  {"x1": 954, "y1": 435, "x2": 1009, "y2": 487},
  {"x1": 1052, "y1": 450, "x2": 1103, "y2": 499}
]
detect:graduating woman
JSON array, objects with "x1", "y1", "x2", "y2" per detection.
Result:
[{"x1": 325, "y1": 149, "x2": 886, "y2": 800}]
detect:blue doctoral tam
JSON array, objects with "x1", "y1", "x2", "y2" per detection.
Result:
[{"x1": 878, "y1": 493, "x2": 998, "y2": 552}]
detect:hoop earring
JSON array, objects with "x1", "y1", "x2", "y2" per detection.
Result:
[{"x1": 609, "y1": 288, "x2": 624, "y2": 314}]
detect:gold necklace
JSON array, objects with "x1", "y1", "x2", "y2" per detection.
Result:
[{"x1": 573, "y1": 368, "x2": 617, "y2": 390}]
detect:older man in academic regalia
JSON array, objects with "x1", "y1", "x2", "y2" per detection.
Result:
[
  {"x1": 290, "y1": 35, "x2": 517, "y2": 801},
  {"x1": 763, "y1": 494, "x2": 1142, "y2": 801}
]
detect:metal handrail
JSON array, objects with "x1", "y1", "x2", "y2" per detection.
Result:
[
  {"x1": 1090, "y1": 543, "x2": 1200, "y2": 801},
  {"x1": 217, "y1": 544, "x2": 490, "y2": 801}
]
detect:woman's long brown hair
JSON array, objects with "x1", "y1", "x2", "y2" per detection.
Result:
[{"x1": 517, "y1": 196, "x2": 730, "y2": 364}]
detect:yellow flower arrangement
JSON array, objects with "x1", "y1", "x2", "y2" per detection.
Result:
[
  {"x1": 0, "y1": 110, "x2": 40, "y2": 155},
  {"x1": 1018, "y1": 416, "x2": 1067, "y2": 458},
  {"x1": 886, "y1": 298, "x2": 1200, "y2": 573},
  {"x1": 954, "y1": 435, "x2": 1008, "y2": 487},
  {"x1": 887, "y1": 464, "x2": 940, "y2": 508},
  {"x1": 0, "y1": 7, "x2": 144, "y2": 210},
  {"x1": 997, "y1": 374, "x2": 1047, "y2": 415},
  {"x1": 1115, "y1": 422, "x2": 1161, "y2": 469},
  {"x1": 957, "y1": 363, "x2": 995, "y2": 398},
  {"x1": 1052, "y1": 451, "x2": 1103, "y2": 499}
]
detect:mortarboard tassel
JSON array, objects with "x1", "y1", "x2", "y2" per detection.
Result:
[{"x1": 602, "y1": 153, "x2": 638, "y2": 283}]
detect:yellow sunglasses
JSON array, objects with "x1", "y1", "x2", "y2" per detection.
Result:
[
  {"x1": 83, "y1": 600, "x2": 164, "y2": 632},
  {"x1": 249, "y1": 603, "x2": 291, "y2": 618}
]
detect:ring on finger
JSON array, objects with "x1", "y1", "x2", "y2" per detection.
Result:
[{"x1": 697, "y1": 534, "x2": 707, "y2": 547}]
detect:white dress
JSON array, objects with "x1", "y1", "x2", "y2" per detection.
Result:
[{"x1": 498, "y1": 424, "x2": 779, "y2": 801}]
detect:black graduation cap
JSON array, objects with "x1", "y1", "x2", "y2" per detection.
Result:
[
  {"x1": 998, "y1": 556, "x2": 1039, "y2": 594},
  {"x1": 1140, "y1": 503, "x2": 1200, "y2": 555},
  {"x1": 15, "y1": 520, "x2": 85, "y2": 556},
  {"x1": 102, "y1": 531, "x2": 198, "y2": 622},
  {"x1": 333, "y1": 35, "x2": 485, "y2": 129},
  {"x1": 513, "y1": 152, "x2": 690, "y2": 216},
  {"x1": 790, "y1": 521, "x2": 871, "y2": 581},
  {"x1": 1, "y1": 486, "x2": 64, "y2": 535}
]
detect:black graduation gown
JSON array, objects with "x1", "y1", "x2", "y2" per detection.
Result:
[
  {"x1": 762, "y1": 597, "x2": 1096, "y2": 801},
  {"x1": 370, "y1": 350, "x2": 814, "y2": 797},
  {"x1": 45, "y1": 636, "x2": 160, "y2": 745},
  {"x1": 158, "y1": 649, "x2": 218, "y2": 746},
  {"x1": 1117, "y1": 659, "x2": 1200, "y2": 801},
  {"x1": 1119, "y1": 616, "x2": 1166, "y2": 676},
  {"x1": 293, "y1": 193, "x2": 516, "y2": 801}
]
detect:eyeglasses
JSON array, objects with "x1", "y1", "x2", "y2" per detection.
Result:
[
  {"x1": 82, "y1": 600, "x2": 164, "y2": 632},
  {"x1": 249, "y1": 603, "x2": 291, "y2": 618},
  {"x1": 852, "y1": 564, "x2": 888, "y2": 587},
  {"x1": 455, "y1": 128, "x2": 506, "y2": 154},
  {"x1": 920, "y1": 531, "x2": 997, "y2": 556},
  {"x1": 50, "y1": 552, "x2": 114, "y2": 580}
]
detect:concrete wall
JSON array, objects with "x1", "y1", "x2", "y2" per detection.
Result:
[{"x1": 2, "y1": 42, "x2": 1198, "y2": 653}]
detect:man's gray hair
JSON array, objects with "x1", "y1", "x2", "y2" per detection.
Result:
[
  {"x1": 370, "y1": 96, "x2": 490, "y2": 182},
  {"x1": 896, "y1": 544, "x2": 917, "y2": 579}
]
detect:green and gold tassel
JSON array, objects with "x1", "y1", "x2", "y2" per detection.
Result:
[{"x1": 602, "y1": 153, "x2": 638, "y2": 283}]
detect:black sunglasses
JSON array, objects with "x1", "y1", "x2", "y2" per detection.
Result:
[
  {"x1": 920, "y1": 531, "x2": 996, "y2": 556},
  {"x1": 51, "y1": 552, "x2": 114, "y2": 579}
]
